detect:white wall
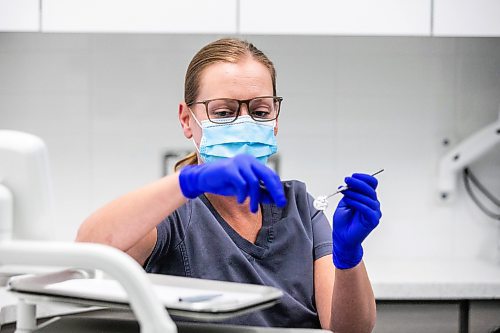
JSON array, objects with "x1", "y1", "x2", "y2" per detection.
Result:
[{"x1": 0, "y1": 33, "x2": 499, "y2": 264}]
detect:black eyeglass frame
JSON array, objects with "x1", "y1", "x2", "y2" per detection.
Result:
[{"x1": 187, "y1": 96, "x2": 283, "y2": 124}]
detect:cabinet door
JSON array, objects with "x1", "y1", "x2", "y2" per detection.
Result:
[
  {"x1": 0, "y1": 0, "x2": 39, "y2": 31},
  {"x1": 42, "y1": 0, "x2": 237, "y2": 33},
  {"x1": 374, "y1": 302, "x2": 460, "y2": 333},
  {"x1": 470, "y1": 301, "x2": 500, "y2": 333},
  {"x1": 239, "y1": 0, "x2": 431, "y2": 36},
  {"x1": 433, "y1": 0, "x2": 500, "y2": 36}
]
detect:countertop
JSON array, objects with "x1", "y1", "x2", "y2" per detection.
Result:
[{"x1": 367, "y1": 258, "x2": 500, "y2": 300}]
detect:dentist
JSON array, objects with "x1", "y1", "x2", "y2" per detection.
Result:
[{"x1": 77, "y1": 38, "x2": 381, "y2": 332}]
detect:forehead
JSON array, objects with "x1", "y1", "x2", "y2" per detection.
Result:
[{"x1": 197, "y1": 57, "x2": 274, "y2": 100}]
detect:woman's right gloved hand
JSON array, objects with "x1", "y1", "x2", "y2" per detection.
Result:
[{"x1": 179, "y1": 154, "x2": 287, "y2": 213}]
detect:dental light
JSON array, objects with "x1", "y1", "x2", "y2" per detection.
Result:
[{"x1": 0, "y1": 130, "x2": 54, "y2": 240}]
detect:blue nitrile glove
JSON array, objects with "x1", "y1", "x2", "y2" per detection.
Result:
[
  {"x1": 332, "y1": 173, "x2": 382, "y2": 270},
  {"x1": 179, "y1": 154, "x2": 287, "y2": 213}
]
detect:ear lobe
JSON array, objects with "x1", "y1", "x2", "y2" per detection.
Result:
[{"x1": 274, "y1": 119, "x2": 279, "y2": 136}]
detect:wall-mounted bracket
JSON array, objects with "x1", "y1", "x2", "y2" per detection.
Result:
[{"x1": 438, "y1": 111, "x2": 500, "y2": 201}]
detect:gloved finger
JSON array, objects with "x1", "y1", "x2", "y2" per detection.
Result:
[
  {"x1": 248, "y1": 186, "x2": 260, "y2": 213},
  {"x1": 251, "y1": 191, "x2": 261, "y2": 213},
  {"x1": 342, "y1": 197, "x2": 382, "y2": 227},
  {"x1": 252, "y1": 162, "x2": 287, "y2": 207},
  {"x1": 344, "y1": 176, "x2": 377, "y2": 200},
  {"x1": 352, "y1": 173, "x2": 378, "y2": 190},
  {"x1": 341, "y1": 189, "x2": 380, "y2": 211},
  {"x1": 226, "y1": 164, "x2": 249, "y2": 203},
  {"x1": 238, "y1": 162, "x2": 261, "y2": 213}
]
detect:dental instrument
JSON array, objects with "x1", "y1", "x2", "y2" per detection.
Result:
[{"x1": 313, "y1": 169, "x2": 384, "y2": 211}]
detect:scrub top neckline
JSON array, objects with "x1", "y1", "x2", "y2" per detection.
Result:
[{"x1": 199, "y1": 194, "x2": 276, "y2": 259}]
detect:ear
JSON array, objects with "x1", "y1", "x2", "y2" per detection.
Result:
[
  {"x1": 274, "y1": 117, "x2": 279, "y2": 136},
  {"x1": 179, "y1": 103, "x2": 192, "y2": 139}
]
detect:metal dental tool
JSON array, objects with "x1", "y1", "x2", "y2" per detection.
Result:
[{"x1": 313, "y1": 169, "x2": 385, "y2": 211}]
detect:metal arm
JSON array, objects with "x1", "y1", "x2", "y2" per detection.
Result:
[
  {"x1": 0, "y1": 241, "x2": 177, "y2": 333},
  {"x1": 438, "y1": 111, "x2": 500, "y2": 201}
]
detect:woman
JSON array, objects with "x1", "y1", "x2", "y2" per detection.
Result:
[{"x1": 77, "y1": 38, "x2": 381, "y2": 332}]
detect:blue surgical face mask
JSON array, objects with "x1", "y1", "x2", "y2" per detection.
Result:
[{"x1": 190, "y1": 111, "x2": 277, "y2": 164}]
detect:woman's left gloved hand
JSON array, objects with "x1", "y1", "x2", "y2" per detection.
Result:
[{"x1": 332, "y1": 173, "x2": 382, "y2": 270}]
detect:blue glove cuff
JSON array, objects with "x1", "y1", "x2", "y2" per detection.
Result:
[
  {"x1": 332, "y1": 243, "x2": 363, "y2": 270},
  {"x1": 179, "y1": 165, "x2": 202, "y2": 199}
]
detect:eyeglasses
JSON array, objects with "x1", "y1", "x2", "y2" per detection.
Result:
[{"x1": 187, "y1": 96, "x2": 283, "y2": 124}]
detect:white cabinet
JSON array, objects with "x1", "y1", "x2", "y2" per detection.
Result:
[
  {"x1": 433, "y1": 0, "x2": 500, "y2": 36},
  {"x1": 0, "y1": 0, "x2": 39, "y2": 31},
  {"x1": 41, "y1": 0, "x2": 237, "y2": 33},
  {"x1": 239, "y1": 0, "x2": 431, "y2": 36},
  {"x1": 4, "y1": 0, "x2": 499, "y2": 37}
]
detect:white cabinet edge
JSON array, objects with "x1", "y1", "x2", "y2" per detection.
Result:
[
  {"x1": 0, "y1": 0, "x2": 40, "y2": 32},
  {"x1": 41, "y1": 0, "x2": 237, "y2": 34}
]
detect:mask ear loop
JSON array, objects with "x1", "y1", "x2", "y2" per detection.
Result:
[
  {"x1": 188, "y1": 107, "x2": 203, "y2": 161},
  {"x1": 188, "y1": 107, "x2": 203, "y2": 129}
]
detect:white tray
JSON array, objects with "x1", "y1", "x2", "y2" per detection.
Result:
[{"x1": 7, "y1": 269, "x2": 283, "y2": 321}]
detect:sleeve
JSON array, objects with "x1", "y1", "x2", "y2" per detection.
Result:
[
  {"x1": 308, "y1": 193, "x2": 333, "y2": 261},
  {"x1": 143, "y1": 216, "x2": 172, "y2": 272},
  {"x1": 142, "y1": 201, "x2": 192, "y2": 273}
]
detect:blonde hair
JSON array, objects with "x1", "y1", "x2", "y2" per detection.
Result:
[{"x1": 174, "y1": 38, "x2": 277, "y2": 172}]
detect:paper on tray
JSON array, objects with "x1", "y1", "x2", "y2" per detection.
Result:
[{"x1": 44, "y1": 279, "x2": 261, "y2": 307}]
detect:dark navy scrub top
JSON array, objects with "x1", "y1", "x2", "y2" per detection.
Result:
[{"x1": 144, "y1": 180, "x2": 333, "y2": 328}]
